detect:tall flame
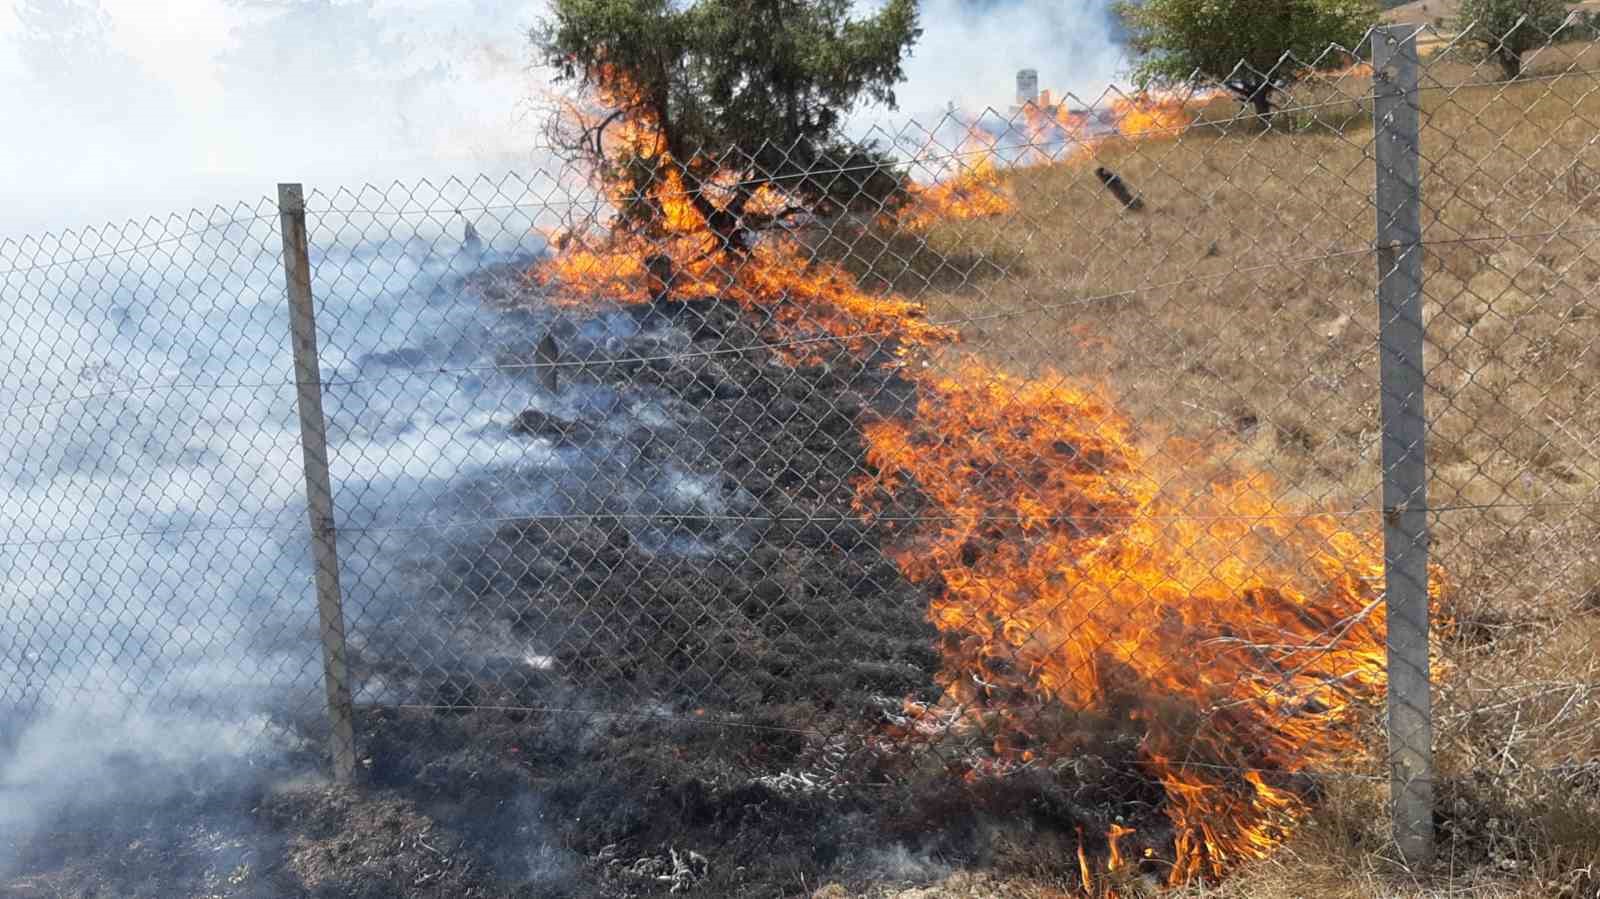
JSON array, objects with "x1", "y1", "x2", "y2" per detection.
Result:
[{"x1": 853, "y1": 361, "x2": 1411, "y2": 882}]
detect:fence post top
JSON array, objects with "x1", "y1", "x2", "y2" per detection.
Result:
[{"x1": 278, "y1": 183, "x2": 306, "y2": 214}]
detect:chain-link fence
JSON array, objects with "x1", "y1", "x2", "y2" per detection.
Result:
[{"x1": 3, "y1": 21, "x2": 1598, "y2": 898}]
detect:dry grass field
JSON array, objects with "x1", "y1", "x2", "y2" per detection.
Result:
[
  {"x1": 1382, "y1": 0, "x2": 1600, "y2": 29},
  {"x1": 1383, "y1": 1, "x2": 1600, "y2": 55},
  {"x1": 813, "y1": 40, "x2": 1600, "y2": 899}
]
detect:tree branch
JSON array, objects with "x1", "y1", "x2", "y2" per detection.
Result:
[{"x1": 587, "y1": 108, "x2": 627, "y2": 161}]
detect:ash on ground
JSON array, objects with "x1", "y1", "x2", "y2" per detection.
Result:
[{"x1": 2, "y1": 255, "x2": 1167, "y2": 898}]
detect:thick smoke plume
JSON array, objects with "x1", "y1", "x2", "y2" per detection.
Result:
[
  {"x1": 0, "y1": 0, "x2": 551, "y2": 235},
  {"x1": 0, "y1": 0, "x2": 1124, "y2": 880},
  {"x1": 0, "y1": 208, "x2": 546, "y2": 873},
  {"x1": 2, "y1": 0, "x2": 1124, "y2": 236}
]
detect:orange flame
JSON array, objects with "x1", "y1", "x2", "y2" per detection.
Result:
[
  {"x1": 1110, "y1": 93, "x2": 1198, "y2": 139},
  {"x1": 531, "y1": 73, "x2": 953, "y2": 362},
  {"x1": 898, "y1": 89, "x2": 1197, "y2": 230},
  {"x1": 1076, "y1": 831, "x2": 1094, "y2": 893},
  {"x1": 899, "y1": 147, "x2": 1014, "y2": 230},
  {"x1": 1107, "y1": 823, "x2": 1134, "y2": 875},
  {"x1": 534, "y1": 230, "x2": 952, "y2": 363},
  {"x1": 1022, "y1": 101, "x2": 1092, "y2": 165},
  {"x1": 853, "y1": 360, "x2": 1420, "y2": 883},
  {"x1": 534, "y1": 68, "x2": 1421, "y2": 889}
]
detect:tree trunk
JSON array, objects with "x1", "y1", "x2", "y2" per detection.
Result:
[
  {"x1": 1228, "y1": 79, "x2": 1277, "y2": 125},
  {"x1": 1250, "y1": 89, "x2": 1275, "y2": 122},
  {"x1": 1497, "y1": 48, "x2": 1523, "y2": 81}
]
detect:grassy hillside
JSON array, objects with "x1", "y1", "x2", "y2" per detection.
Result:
[
  {"x1": 1384, "y1": 0, "x2": 1600, "y2": 27},
  {"x1": 815, "y1": 42, "x2": 1600, "y2": 899}
]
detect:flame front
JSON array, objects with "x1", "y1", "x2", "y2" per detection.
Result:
[
  {"x1": 1110, "y1": 93, "x2": 1198, "y2": 139},
  {"x1": 533, "y1": 70, "x2": 1414, "y2": 889},
  {"x1": 535, "y1": 231, "x2": 952, "y2": 362},
  {"x1": 896, "y1": 88, "x2": 1196, "y2": 228},
  {"x1": 898, "y1": 126, "x2": 1017, "y2": 229},
  {"x1": 854, "y1": 361, "x2": 1399, "y2": 883},
  {"x1": 900, "y1": 149, "x2": 1014, "y2": 230}
]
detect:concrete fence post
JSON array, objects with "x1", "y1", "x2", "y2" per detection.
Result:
[{"x1": 1372, "y1": 26, "x2": 1434, "y2": 866}]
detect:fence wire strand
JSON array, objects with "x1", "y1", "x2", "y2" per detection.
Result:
[{"x1": 5, "y1": 21, "x2": 1600, "y2": 895}]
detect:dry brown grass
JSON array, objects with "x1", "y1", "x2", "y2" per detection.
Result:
[
  {"x1": 1382, "y1": 0, "x2": 1600, "y2": 30},
  {"x1": 813, "y1": 42, "x2": 1600, "y2": 899}
]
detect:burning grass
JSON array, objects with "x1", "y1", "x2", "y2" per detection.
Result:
[
  {"x1": 11, "y1": 41, "x2": 1600, "y2": 899},
  {"x1": 854, "y1": 360, "x2": 1399, "y2": 884},
  {"x1": 898, "y1": 153, "x2": 1015, "y2": 232},
  {"x1": 892, "y1": 92, "x2": 1203, "y2": 233},
  {"x1": 849, "y1": 42, "x2": 1600, "y2": 899},
  {"x1": 534, "y1": 233, "x2": 954, "y2": 363},
  {"x1": 519, "y1": 62, "x2": 1491, "y2": 895},
  {"x1": 533, "y1": 79, "x2": 954, "y2": 362}
]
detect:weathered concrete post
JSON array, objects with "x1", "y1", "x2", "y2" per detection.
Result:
[{"x1": 1372, "y1": 27, "x2": 1434, "y2": 866}]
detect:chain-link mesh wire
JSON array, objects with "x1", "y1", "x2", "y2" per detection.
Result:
[
  {"x1": 3, "y1": 20, "x2": 1599, "y2": 897},
  {"x1": 0, "y1": 202, "x2": 339, "y2": 846},
  {"x1": 1405, "y1": 17, "x2": 1600, "y2": 879}
]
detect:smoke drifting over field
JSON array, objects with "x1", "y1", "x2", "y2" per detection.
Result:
[
  {"x1": 0, "y1": 0, "x2": 1124, "y2": 235},
  {"x1": 1, "y1": 0, "x2": 1121, "y2": 886},
  {"x1": 0, "y1": 213, "x2": 544, "y2": 872},
  {"x1": 0, "y1": 0, "x2": 552, "y2": 234},
  {"x1": 872, "y1": 0, "x2": 1126, "y2": 114}
]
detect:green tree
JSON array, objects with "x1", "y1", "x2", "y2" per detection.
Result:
[
  {"x1": 534, "y1": 0, "x2": 920, "y2": 251},
  {"x1": 1456, "y1": 0, "x2": 1576, "y2": 80},
  {"x1": 1117, "y1": 0, "x2": 1378, "y2": 119}
]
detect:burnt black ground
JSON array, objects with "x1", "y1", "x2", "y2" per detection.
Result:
[{"x1": 0, "y1": 279, "x2": 1172, "y2": 898}]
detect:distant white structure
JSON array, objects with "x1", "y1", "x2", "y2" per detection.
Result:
[
  {"x1": 1008, "y1": 67, "x2": 1096, "y2": 124},
  {"x1": 1016, "y1": 69, "x2": 1039, "y2": 108}
]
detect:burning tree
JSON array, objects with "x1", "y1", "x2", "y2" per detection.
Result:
[
  {"x1": 523, "y1": 3, "x2": 1437, "y2": 886},
  {"x1": 533, "y1": 0, "x2": 921, "y2": 253},
  {"x1": 1116, "y1": 0, "x2": 1378, "y2": 119}
]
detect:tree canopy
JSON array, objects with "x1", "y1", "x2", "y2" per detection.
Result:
[
  {"x1": 534, "y1": 0, "x2": 920, "y2": 251},
  {"x1": 1117, "y1": 0, "x2": 1378, "y2": 118},
  {"x1": 1456, "y1": 0, "x2": 1577, "y2": 79}
]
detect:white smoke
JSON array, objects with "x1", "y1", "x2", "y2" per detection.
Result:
[
  {"x1": 0, "y1": 209, "x2": 549, "y2": 869},
  {"x1": 0, "y1": 0, "x2": 552, "y2": 235},
  {"x1": 1, "y1": 0, "x2": 1125, "y2": 237},
  {"x1": 0, "y1": 0, "x2": 1125, "y2": 878},
  {"x1": 862, "y1": 0, "x2": 1128, "y2": 122}
]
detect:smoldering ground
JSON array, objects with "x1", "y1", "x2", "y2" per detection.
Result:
[{"x1": 2, "y1": 2, "x2": 1136, "y2": 894}]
